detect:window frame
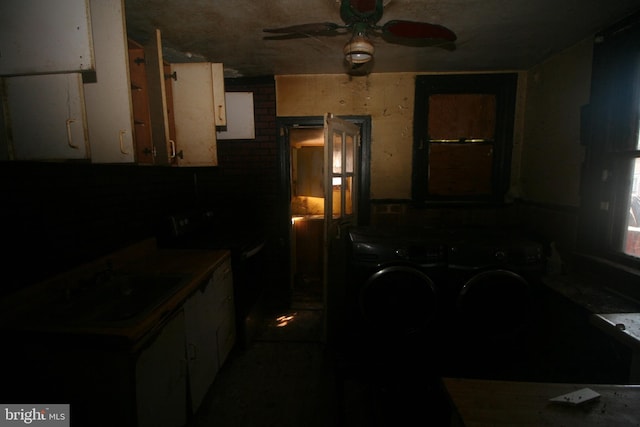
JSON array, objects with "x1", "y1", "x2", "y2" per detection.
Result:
[
  {"x1": 411, "y1": 73, "x2": 518, "y2": 204},
  {"x1": 577, "y1": 12, "x2": 640, "y2": 272}
]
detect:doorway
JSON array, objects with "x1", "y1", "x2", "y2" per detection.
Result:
[
  {"x1": 276, "y1": 116, "x2": 371, "y2": 305},
  {"x1": 290, "y1": 126, "x2": 325, "y2": 302}
]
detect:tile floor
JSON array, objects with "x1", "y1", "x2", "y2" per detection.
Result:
[{"x1": 185, "y1": 282, "x2": 453, "y2": 427}]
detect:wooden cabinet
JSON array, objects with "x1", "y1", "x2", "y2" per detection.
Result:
[
  {"x1": 84, "y1": 0, "x2": 135, "y2": 163},
  {"x1": 143, "y1": 29, "x2": 176, "y2": 165},
  {"x1": 184, "y1": 256, "x2": 235, "y2": 414},
  {"x1": 164, "y1": 62, "x2": 178, "y2": 164},
  {"x1": 170, "y1": 62, "x2": 226, "y2": 166},
  {"x1": 128, "y1": 39, "x2": 154, "y2": 164},
  {"x1": 0, "y1": 73, "x2": 90, "y2": 161},
  {"x1": 211, "y1": 63, "x2": 227, "y2": 128},
  {"x1": 0, "y1": 0, "x2": 94, "y2": 76},
  {"x1": 135, "y1": 310, "x2": 187, "y2": 427}
]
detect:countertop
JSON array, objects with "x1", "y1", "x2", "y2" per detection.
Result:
[
  {"x1": 542, "y1": 272, "x2": 640, "y2": 314},
  {"x1": 0, "y1": 238, "x2": 230, "y2": 344},
  {"x1": 543, "y1": 271, "x2": 640, "y2": 381}
]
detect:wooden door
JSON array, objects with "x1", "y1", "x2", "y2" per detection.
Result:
[
  {"x1": 323, "y1": 113, "x2": 359, "y2": 344},
  {"x1": 144, "y1": 29, "x2": 173, "y2": 165},
  {"x1": 128, "y1": 39, "x2": 154, "y2": 164}
]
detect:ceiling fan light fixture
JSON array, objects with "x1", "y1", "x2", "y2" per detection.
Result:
[{"x1": 343, "y1": 34, "x2": 374, "y2": 64}]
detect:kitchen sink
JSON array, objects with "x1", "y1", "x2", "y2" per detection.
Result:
[{"x1": 49, "y1": 273, "x2": 191, "y2": 324}]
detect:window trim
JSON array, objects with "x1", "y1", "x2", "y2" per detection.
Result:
[
  {"x1": 411, "y1": 73, "x2": 518, "y2": 204},
  {"x1": 578, "y1": 12, "x2": 640, "y2": 267}
]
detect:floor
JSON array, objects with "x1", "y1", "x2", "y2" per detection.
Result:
[{"x1": 186, "y1": 278, "x2": 454, "y2": 427}]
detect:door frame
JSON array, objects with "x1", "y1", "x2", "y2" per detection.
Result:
[{"x1": 276, "y1": 115, "x2": 371, "y2": 301}]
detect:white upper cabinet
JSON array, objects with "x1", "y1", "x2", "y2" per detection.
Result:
[
  {"x1": 0, "y1": 0, "x2": 94, "y2": 76},
  {"x1": 170, "y1": 62, "x2": 222, "y2": 166},
  {"x1": 83, "y1": 0, "x2": 135, "y2": 163},
  {"x1": 211, "y1": 63, "x2": 227, "y2": 128},
  {"x1": 1, "y1": 73, "x2": 89, "y2": 160}
]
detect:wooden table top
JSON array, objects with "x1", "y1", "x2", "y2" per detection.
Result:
[{"x1": 442, "y1": 377, "x2": 640, "y2": 427}]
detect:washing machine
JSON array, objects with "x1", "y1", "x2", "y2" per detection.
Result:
[
  {"x1": 443, "y1": 227, "x2": 546, "y2": 378},
  {"x1": 344, "y1": 226, "x2": 448, "y2": 353}
]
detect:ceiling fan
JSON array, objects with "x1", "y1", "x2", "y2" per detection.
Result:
[{"x1": 263, "y1": 0, "x2": 457, "y2": 75}]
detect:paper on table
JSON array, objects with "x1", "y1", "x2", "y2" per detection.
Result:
[{"x1": 549, "y1": 388, "x2": 601, "y2": 405}]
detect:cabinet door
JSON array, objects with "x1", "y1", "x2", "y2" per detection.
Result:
[
  {"x1": 1, "y1": 73, "x2": 89, "y2": 160},
  {"x1": 84, "y1": 0, "x2": 135, "y2": 163},
  {"x1": 144, "y1": 29, "x2": 172, "y2": 165},
  {"x1": 212, "y1": 258, "x2": 235, "y2": 366},
  {"x1": 136, "y1": 310, "x2": 187, "y2": 427},
  {"x1": 211, "y1": 63, "x2": 227, "y2": 127},
  {"x1": 128, "y1": 40, "x2": 154, "y2": 164},
  {"x1": 0, "y1": 0, "x2": 94, "y2": 76},
  {"x1": 164, "y1": 62, "x2": 178, "y2": 165},
  {"x1": 184, "y1": 276, "x2": 220, "y2": 414},
  {"x1": 170, "y1": 62, "x2": 218, "y2": 166}
]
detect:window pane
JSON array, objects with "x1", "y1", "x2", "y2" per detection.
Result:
[
  {"x1": 332, "y1": 131, "x2": 343, "y2": 174},
  {"x1": 332, "y1": 181, "x2": 342, "y2": 217},
  {"x1": 428, "y1": 143, "x2": 493, "y2": 195},
  {"x1": 345, "y1": 176, "x2": 353, "y2": 216},
  {"x1": 345, "y1": 134, "x2": 354, "y2": 173},
  {"x1": 428, "y1": 94, "x2": 496, "y2": 140},
  {"x1": 623, "y1": 157, "x2": 640, "y2": 257}
]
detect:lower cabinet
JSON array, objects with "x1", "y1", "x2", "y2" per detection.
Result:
[
  {"x1": 59, "y1": 256, "x2": 234, "y2": 426},
  {"x1": 1, "y1": 253, "x2": 235, "y2": 427},
  {"x1": 184, "y1": 256, "x2": 235, "y2": 414},
  {"x1": 134, "y1": 255, "x2": 235, "y2": 425},
  {"x1": 135, "y1": 310, "x2": 188, "y2": 427}
]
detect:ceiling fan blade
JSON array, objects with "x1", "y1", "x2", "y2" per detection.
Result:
[
  {"x1": 381, "y1": 20, "x2": 457, "y2": 42},
  {"x1": 263, "y1": 22, "x2": 343, "y2": 35}
]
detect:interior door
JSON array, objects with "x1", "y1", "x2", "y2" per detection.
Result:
[{"x1": 323, "y1": 113, "x2": 360, "y2": 344}]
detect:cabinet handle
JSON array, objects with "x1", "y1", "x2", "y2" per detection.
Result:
[
  {"x1": 217, "y1": 105, "x2": 224, "y2": 122},
  {"x1": 65, "y1": 119, "x2": 79, "y2": 149},
  {"x1": 119, "y1": 130, "x2": 129, "y2": 154},
  {"x1": 169, "y1": 140, "x2": 184, "y2": 161},
  {"x1": 188, "y1": 342, "x2": 198, "y2": 361}
]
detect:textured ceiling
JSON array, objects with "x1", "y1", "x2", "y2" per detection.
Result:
[{"x1": 124, "y1": 0, "x2": 640, "y2": 78}]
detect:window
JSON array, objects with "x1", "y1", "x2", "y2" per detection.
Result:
[
  {"x1": 578, "y1": 12, "x2": 640, "y2": 266},
  {"x1": 412, "y1": 73, "x2": 517, "y2": 203}
]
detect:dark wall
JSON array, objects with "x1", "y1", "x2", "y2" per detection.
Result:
[{"x1": 1, "y1": 76, "x2": 278, "y2": 296}]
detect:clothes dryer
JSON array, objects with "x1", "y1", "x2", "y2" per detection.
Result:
[
  {"x1": 344, "y1": 226, "x2": 447, "y2": 352},
  {"x1": 442, "y1": 228, "x2": 546, "y2": 378}
]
